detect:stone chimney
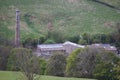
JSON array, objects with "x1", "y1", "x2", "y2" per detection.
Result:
[{"x1": 15, "y1": 9, "x2": 20, "y2": 47}]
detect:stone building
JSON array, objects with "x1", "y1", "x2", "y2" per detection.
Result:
[
  {"x1": 35, "y1": 41, "x2": 85, "y2": 58},
  {"x1": 88, "y1": 44, "x2": 118, "y2": 54},
  {"x1": 34, "y1": 41, "x2": 119, "y2": 59}
]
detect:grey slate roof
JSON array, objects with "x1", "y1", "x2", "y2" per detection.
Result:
[
  {"x1": 37, "y1": 44, "x2": 65, "y2": 51},
  {"x1": 37, "y1": 41, "x2": 85, "y2": 51},
  {"x1": 90, "y1": 44, "x2": 117, "y2": 51}
]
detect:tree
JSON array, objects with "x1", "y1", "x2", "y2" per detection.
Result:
[
  {"x1": 45, "y1": 52, "x2": 66, "y2": 77},
  {"x1": 67, "y1": 35, "x2": 79, "y2": 43},
  {"x1": 0, "y1": 46, "x2": 12, "y2": 70},
  {"x1": 66, "y1": 47, "x2": 120, "y2": 79},
  {"x1": 82, "y1": 33, "x2": 91, "y2": 44},
  {"x1": 93, "y1": 50, "x2": 120, "y2": 80},
  {"x1": 7, "y1": 48, "x2": 40, "y2": 80},
  {"x1": 111, "y1": 23, "x2": 120, "y2": 48},
  {"x1": 66, "y1": 48, "x2": 82, "y2": 77},
  {"x1": 46, "y1": 30, "x2": 65, "y2": 43},
  {"x1": 44, "y1": 39, "x2": 56, "y2": 44},
  {"x1": 38, "y1": 58, "x2": 47, "y2": 75},
  {"x1": 66, "y1": 48, "x2": 98, "y2": 78},
  {"x1": 78, "y1": 39, "x2": 87, "y2": 45},
  {"x1": 113, "y1": 61, "x2": 120, "y2": 80},
  {"x1": 0, "y1": 32, "x2": 13, "y2": 46}
]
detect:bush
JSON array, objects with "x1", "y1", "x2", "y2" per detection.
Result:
[{"x1": 45, "y1": 52, "x2": 66, "y2": 76}]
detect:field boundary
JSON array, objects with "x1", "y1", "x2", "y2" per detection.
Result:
[{"x1": 92, "y1": 0, "x2": 120, "y2": 11}]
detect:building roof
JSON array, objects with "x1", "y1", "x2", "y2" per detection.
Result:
[
  {"x1": 90, "y1": 44, "x2": 117, "y2": 51},
  {"x1": 37, "y1": 41, "x2": 85, "y2": 51},
  {"x1": 37, "y1": 44, "x2": 65, "y2": 51},
  {"x1": 63, "y1": 41, "x2": 85, "y2": 48}
]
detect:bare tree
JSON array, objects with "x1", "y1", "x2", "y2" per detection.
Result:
[{"x1": 10, "y1": 48, "x2": 40, "y2": 80}]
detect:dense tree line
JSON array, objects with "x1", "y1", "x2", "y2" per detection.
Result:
[
  {"x1": 46, "y1": 48, "x2": 120, "y2": 80},
  {"x1": 0, "y1": 32, "x2": 13, "y2": 70},
  {"x1": 66, "y1": 47, "x2": 120, "y2": 80},
  {"x1": 0, "y1": 45, "x2": 120, "y2": 80}
]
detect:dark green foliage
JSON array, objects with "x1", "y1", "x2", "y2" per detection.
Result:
[
  {"x1": 0, "y1": 46, "x2": 12, "y2": 70},
  {"x1": 66, "y1": 48, "x2": 83, "y2": 77},
  {"x1": 7, "y1": 48, "x2": 40, "y2": 72},
  {"x1": 44, "y1": 39, "x2": 56, "y2": 44},
  {"x1": 22, "y1": 37, "x2": 35, "y2": 48},
  {"x1": 93, "y1": 51, "x2": 120, "y2": 80},
  {"x1": 82, "y1": 33, "x2": 91, "y2": 44},
  {"x1": 0, "y1": 32, "x2": 13, "y2": 46},
  {"x1": 22, "y1": 35, "x2": 47, "y2": 48},
  {"x1": 66, "y1": 48, "x2": 98, "y2": 78},
  {"x1": 46, "y1": 30, "x2": 65, "y2": 43},
  {"x1": 67, "y1": 35, "x2": 79, "y2": 43},
  {"x1": 38, "y1": 35, "x2": 46, "y2": 44},
  {"x1": 38, "y1": 58, "x2": 47, "y2": 75},
  {"x1": 94, "y1": 62, "x2": 114, "y2": 80},
  {"x1": 46, "y1": 52, "x2": 66, "y2": 77},
  {"x1": 78, "y1": 39, "x2": 87, "y2": 45},
  {"x1": 111, "y1": 23, "x2": 120, "y2": 48},
  {"x1": 66, "y1": 47, "x2": 120, "y2": 79},
  {"x1": 7, "y1": 48, "x2": 40, "y2": 80},
  {"x1": 7, "y1": 48, "x2": 30, "y2": 71},
  {"x1": 113, "y1": 61, "x2": 120, "y2": 80},
  {"x1": 24, "y1": 13, "x2": 34, "y2": 27}
]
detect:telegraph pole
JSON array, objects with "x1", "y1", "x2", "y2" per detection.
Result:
[{"x1": 15, "y1": 9, "x2": 20, "y2": 47}]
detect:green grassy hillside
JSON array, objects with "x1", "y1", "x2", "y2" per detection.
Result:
[
  {"x1": 0, "y1": 0, "x2": 120, "y2": 40},
  {"x1": 0, "y1": 71, "x2": 95, "y2": 80}
]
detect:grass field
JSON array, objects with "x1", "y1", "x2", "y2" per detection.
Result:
[
  {"x1": 0, "y1": 0, "x2": 120, "y2": 40},
  {"x1": 0, "y1": 71, "x2": 96, "y2": 80}
]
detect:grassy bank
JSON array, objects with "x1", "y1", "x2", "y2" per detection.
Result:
[{"x1": 0, "y1": 71, "x2": 96, "y2": 80}]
